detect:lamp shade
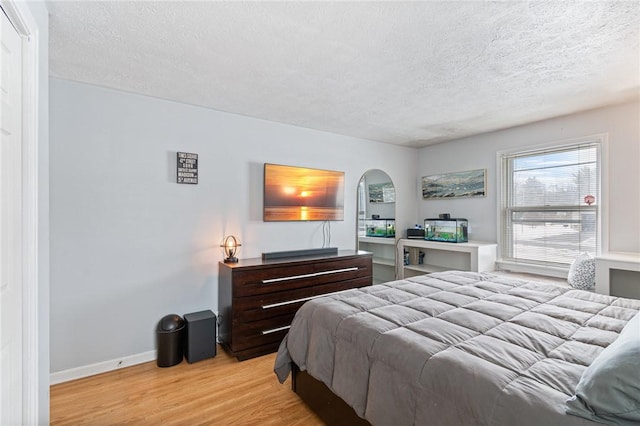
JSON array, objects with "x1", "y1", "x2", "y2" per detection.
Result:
[{"x1": 221, "y1": 235, "x2": 241, "y2": 263}]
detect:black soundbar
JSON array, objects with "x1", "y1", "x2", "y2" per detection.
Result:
[{"x1": 262, "y1": 247, "x2": 338, "y2": 260}]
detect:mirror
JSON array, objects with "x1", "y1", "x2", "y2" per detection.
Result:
[{"x1": 356, "y1": 169, "x2": 396, "y2": 284}]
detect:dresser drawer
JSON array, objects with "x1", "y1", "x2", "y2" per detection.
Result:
[
  {"x1": 233, "y1": 276, "x2": 371, "y2": 323},
  {"x1": 232, "y1": 256, "x2": 372, "y2": 297},
  {"x1": 231, "y1": 316, "x2": 293, "y2": 351}
]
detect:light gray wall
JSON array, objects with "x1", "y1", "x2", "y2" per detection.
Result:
[
  {"x1": 49, "y1": 78, "x2": 418, "y2": 372},
  {"x1": 417, "y1": 100, "x2": 640, "y2": 254},
  {"x1": 50, "y1": 79, "x2": 639, "y2": 375}
]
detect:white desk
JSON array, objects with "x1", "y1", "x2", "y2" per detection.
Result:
[{"x1": 595, "y1": 252, "x2": 640, "y2": 296}]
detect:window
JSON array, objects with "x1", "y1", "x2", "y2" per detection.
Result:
[{"x1": 499, "y1": 139, "x2": 601, "y2": 271}]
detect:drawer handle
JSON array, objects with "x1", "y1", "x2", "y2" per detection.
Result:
[
  {"x1": 261, "y1": 267, "x2": 359, "y2": 284},
  {"x1": 261, "y1": 325, "x2": 291, "y2": 335},
  {"x1": 261, "y1": 291, "x2": 341, "y2": 310}
]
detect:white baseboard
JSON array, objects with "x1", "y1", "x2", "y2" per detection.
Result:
[{"x1": 50, "y1": 350, "x2": 157, "y2": 385}]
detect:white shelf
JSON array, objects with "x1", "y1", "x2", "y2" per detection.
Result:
[
  {"x1": 397, "y1": 239, "x2": 497, "y2": 279},
  {"x1": 358, "y1": 236, "x2": 396, "y2": 245},
  {"x1": 358, "y1": 236, "x2": 397, "y2": 283},
  {"x1": 372, "y1": 256, "x2": 396, "y2": 267},
  {"x1": 404, "y1": 264, "x2": 449, "y2": 274},
  {"x1": 400, "y1": 239, "x2": 495, "y2": 252},
  {"x1": 595, "y1": 252, "x2": 640, "y2": 296}
]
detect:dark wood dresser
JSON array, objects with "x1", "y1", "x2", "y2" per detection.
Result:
[{"x1": 218, "y1": 250, "x2": 373, "y2": 361}]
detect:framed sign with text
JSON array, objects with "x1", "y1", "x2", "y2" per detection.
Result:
[{"x1": 177, "y1": 152, "x2": 198, "y2": 184}]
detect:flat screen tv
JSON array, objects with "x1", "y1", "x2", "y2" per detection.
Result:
[{"x1": 263, "y1": 163, "x2": 345, "y2": 222}]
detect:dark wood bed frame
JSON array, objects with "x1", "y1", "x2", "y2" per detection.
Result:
[{"x1": 291, "y1": 363, "x2": 371, "y2": 425}]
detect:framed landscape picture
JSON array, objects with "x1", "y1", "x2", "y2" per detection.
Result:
[
  {"x1": 368, "y1": 182, "x2": 395, "y2": 203},
  {"x1": 421, "y1": 169, "x2": 486, "y2": 199}
]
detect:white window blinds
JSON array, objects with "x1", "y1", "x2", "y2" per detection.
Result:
[{"x1": 500, "y1": 141, "x2": 600, "y2": 267}]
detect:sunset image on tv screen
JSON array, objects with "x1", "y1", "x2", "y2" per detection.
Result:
[{"x1": 264, "y1": 164, "x2": 345, "y2": 221}]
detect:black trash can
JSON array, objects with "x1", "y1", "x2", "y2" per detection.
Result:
[{"x1": 156, "y1": 314, "x2": 185, "y2": 367}]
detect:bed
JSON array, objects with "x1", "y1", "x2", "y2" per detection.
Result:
[{"x1": 274, "y1": 271, "x2": 640, "y2": 426}]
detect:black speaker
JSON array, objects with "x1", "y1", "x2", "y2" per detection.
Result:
[
  {"x1": 406, "y1": 228, "x2": 425, "y2": 239},
  {"x1": 183, "y1": 310, "x2": 217, "y2": 363}
]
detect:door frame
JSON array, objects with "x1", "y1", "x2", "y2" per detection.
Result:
[{"x1": 1, "y1": 1, "x2": 40, "y2": 423}]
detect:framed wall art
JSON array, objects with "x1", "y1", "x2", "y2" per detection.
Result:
[
  {"x1": 177, "y1": 152, "x2": 198, "y2": 184},
  {"x1": 421, "y1": 169, "x2": 486, "y2": 199},
  {"x1": 368, "y1": 182, "x2": 395, "y2": 203}
]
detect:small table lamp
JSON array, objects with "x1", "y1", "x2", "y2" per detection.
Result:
[{"x1": 221, "y1": 235, "x2": 241, "y2": 263}]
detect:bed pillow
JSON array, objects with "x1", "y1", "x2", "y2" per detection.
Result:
[
  {"x1": 567, "y1": 253, "x2": 595, "y2": 290},
  {"x1": 566, "y1": 312, "x2": 640, "y2": 424}
]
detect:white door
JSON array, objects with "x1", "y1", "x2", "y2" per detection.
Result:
[{"x1": 0, "y1": 8, "x2": 23, "y2": 425}]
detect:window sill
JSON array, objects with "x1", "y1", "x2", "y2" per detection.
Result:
[{"x1": 496, "y1": 260, "x2": 568, "y2": 279}]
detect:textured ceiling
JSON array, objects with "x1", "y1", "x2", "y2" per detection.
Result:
[{"x1": 48, "y1": 1, "x2": 640, "y2": 147}]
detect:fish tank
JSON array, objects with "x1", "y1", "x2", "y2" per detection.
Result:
[
  {"x1": 365, "y1": 219, "x2": 396, "y2": 238},
  {"x1": 424, "y1": 218, "x2": 468, "y2": 243}
]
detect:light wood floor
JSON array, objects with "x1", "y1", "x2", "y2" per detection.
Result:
[{"x1": 50, "y1": 347, "x2": 324, "y2": 425}]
